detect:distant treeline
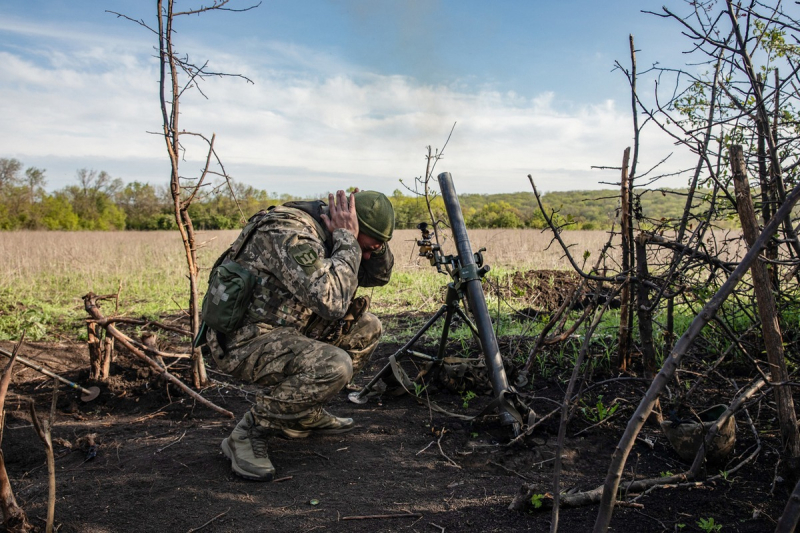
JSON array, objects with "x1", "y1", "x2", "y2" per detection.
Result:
[{"x1": 0, "y1": 158, "x2": 733, "y2": 231}]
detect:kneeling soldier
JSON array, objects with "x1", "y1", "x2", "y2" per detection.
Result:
[{"x1": 206, "y1": 189, "x2": 394, "y2": 480}]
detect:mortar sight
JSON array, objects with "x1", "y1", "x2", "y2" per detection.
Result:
[{"x1": 415, "y1": 222, "x2": 437, "y2": 266}]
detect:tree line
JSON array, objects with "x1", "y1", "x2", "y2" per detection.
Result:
[{"x1": 0, "y1": 158, "x2": 729, "y2": 231}]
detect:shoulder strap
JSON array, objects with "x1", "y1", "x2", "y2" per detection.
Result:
[
  {"x1": 208, "y1": 209, "x2": 270, "y2": 277},
  {"x1": 230, "y1": 209, "x2": 270, "y2": 260}
]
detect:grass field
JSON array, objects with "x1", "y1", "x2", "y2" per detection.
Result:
[{"x1": 0, "y1": 229, "x2": 616, "y2": 341}]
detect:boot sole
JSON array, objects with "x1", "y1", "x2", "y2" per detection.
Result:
[
  {"x1": 221, "y1": 438, "x2": 275, "y2": 482},
  {"x1": 280, "y1": 425, "x2": 356, "y2": 439}
]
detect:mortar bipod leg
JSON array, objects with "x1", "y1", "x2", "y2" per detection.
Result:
[{"x1": 348, "y1": 304, "x2": 449, "y2": 404}]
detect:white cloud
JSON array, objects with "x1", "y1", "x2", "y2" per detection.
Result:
[{"x1": 0, "y1": 20, "x2": 691, "y2": 195}]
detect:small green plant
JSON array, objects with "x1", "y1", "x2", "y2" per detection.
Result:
[
  {"x1": 581, "y1": 395, "x2": 619, "y2": 423},
  {"x1": 719, "y1": 470, "x2": 730, "y2": 482},
  {"x1": 676, "y1": 523, "x2": 685, "y2": 530},
  {"x1": 470, "y1": 432, "x2": 479, "y2": 438},
  {"x1": 660, "y1": 470, "x2": 674, "y2": 477},
  {"x1": 530, "y1": 493, "x2": 545, "y2": 509},
  {"x1": 462, "y1": 390, "x2": 477, "y2": 408},
  {"x1": 697, "y1": 517, "x2": 721, "y2": 532},
  {"x1": 413, "y1": 382, "x2": 427, "y2": 397}
]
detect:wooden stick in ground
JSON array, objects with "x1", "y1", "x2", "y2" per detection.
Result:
[
  {"x1": 29, "y1": 378, "x2": 58, "y2": 533},
  {"x1": 635, "y1": 234, "x2": 657, "y2": 380},
  {"x1": 776, "y1": 476, "x2": 800, "y2": 533},
  {"x1": 592, "y1": 173, "x2": 800, "y2": 533},
  {"x1": 731, "y1": 144, "x2": 800, "y2": 459},
  {"x1": 87, "y1": 321, "x2": 102, "y2": 381},
  {"x1": 617, "y1": 146, "x2": 632, "y2": 371},
  {"x1": 0, "y1": 336, "x2": 32, "y2": 533},
  {"x1": 83, "y1": 293, "x2": 233, "y2": 419},
  {"x1": 551, "y1": 282, "x2": 616, "y2": 533}
]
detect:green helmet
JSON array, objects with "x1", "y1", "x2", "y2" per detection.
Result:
[{"x1": 353, "y1": 191, "x2": 395, "y2": 242}]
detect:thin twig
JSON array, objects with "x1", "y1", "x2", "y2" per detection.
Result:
[
  {"x1": 156, "y1": 430, "x2": 187, "y2": 453},
  {"x1": 186, "y1": 508, "x2": 230, "y2": 533},
  {"x1": 341, "y1": 512, "x2": 422, "y2": 521}
]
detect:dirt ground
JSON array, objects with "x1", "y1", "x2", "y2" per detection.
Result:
[{"x1": 0, "y1": 312, "x2": 792, "y2": 533}]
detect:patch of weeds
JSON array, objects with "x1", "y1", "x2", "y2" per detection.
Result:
[
  {"x1": 581, "y1": 395, "x2": 618, "y2": 423},
  {"x1": 0, "y1": 304, "x2": 51, "y2": 341},
  {"x1": 697, "y1": 517, "x2": 722, "y2": 532},
  {"x1": 530, "y1": 493, "x2": 545, "y2": 509},
  {"x1": 461, "y1": 390, "x2": 477, "y2": 408},
  {"x1": 589, "y1": 334, "x2": 616, "y2": 371}
]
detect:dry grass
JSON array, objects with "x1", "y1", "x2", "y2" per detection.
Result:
[
  {"x1": 0, "y1": 228, "x2": 661, "y2": 341},
  {"x1": 389, "y1": 229, "x2": 619, "y2": 271},
  {"x1": 0, "y1": 229, "x2": 617, "y2": 288},
  {"x1": 0, "y1": 227, "x2": 754, "y2": 344},
  {"x1": 0, "y1": 228, "x2": 617, "y2": 338}
]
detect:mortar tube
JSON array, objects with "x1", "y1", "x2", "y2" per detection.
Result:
[{"x1": 437, "y1": 172, "x2": 517, "y2": 430}]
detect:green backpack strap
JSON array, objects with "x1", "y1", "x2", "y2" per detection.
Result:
[
  {"x1": 196, "y1": 209, "x2": 272, "y2": 346},
  {"x1": 208, "y1": 208, "x2": 270, "y2": 279}
]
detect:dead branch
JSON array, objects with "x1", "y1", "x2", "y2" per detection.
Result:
[
  {"x1": 551, "y1": 281, "x2": 617, "y2": 532},
  {"x1": 593, "y1": 176, "x2": 800, "y2": 533},
  {"x1": 341, "y1": 512, "x2": 422, "y2": 521},
  {"x1": 617, "y1": 147, "x2": 633, "y2": 372},
  {"x1": 528, "y1": 176, "x2": 633, "y2": 284},
  {"x1": 83, "y1": 293, "x2": 233, "y2": 419},
  {"x1": 514, "y1": 374, "x2": 765, "y2": 516},
  {"x1": 731, "y1": 144, "x2": 800, "y2": 458},
  {"x1": 776, "y1": 476, "x2": 800, "y2": 532},
  {"x1": 29, "y1": 378, "x2": 58, "y2": 533},
  {"x1": 88, "y1": 316, "x2": 192, "y2": 337},
  {"x1": 186, "y1": 507, "x2": 230, "y2": 533},
  {"x1": 519, "y1": 236, "x2": 614, "y2": 380},
  {"x1": 0, "y1": 335, "x2": 32, "y2": 533}
]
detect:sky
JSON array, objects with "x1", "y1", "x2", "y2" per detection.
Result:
[{"x1": 0, "y1": 1, "x2": 702, "y2": 196}]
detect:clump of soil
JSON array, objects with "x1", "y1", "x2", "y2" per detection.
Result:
[{"x1": 491, "y1": 269, "x2": 581, "y2": 306}]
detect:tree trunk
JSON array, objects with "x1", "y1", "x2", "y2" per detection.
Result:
[
  {"x1": 101, "y1": 336, "x2": 113, "y2": 381},
  {"x1": 730, "y1": 144, "x2": 800, "y2": 458},
  {"x1": 617, "y1": 147, "x2": 632, "y2": 371},
  {"x1": 635, "y1": 234, "x2": 656, "y2": 379},
  {"x1": 87, "y1": 322, "x2": 102, "y2": 381},
  {"x1": 158, "y1": 0, "x2": 207, "y2": 387},
  {"x1": 0, "y1": 349, "x2": 32, "y2": 532},
  {"x1": 0, "y1": 451, "x2": 31, "y2": 533}
]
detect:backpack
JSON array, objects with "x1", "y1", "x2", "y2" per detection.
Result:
[{"x1": 197, "y1": 210, "x2": 268, "y2": 341}]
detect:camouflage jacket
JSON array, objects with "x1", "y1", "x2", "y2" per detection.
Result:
[{"x1": 207, "y1": 201, "x2": 393, "y2": 353}]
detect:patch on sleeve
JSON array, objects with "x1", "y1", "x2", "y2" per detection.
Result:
[{"x1": 289, "y1": 243, "x2": 321, "y2": 270}]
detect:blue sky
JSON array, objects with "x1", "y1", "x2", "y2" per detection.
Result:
[{"x1": 1, "y1": 1, "x2": 698, "y2": 195}]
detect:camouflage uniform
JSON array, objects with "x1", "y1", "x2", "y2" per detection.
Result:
[{"x1": 206, "y1": 202, "x2": 393, "y2": 428}]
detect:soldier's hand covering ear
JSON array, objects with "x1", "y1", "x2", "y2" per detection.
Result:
[{"x1": 321, "y1": 190, "x2": 359, "y2": 237}]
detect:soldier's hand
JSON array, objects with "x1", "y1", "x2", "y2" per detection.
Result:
[{"x1": 321, "y1": 189, "x2": 359, "y2": 237}]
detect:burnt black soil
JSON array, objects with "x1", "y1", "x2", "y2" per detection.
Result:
[{"x1": 0, "y1": 324, "x2": 790, "y2": 532}]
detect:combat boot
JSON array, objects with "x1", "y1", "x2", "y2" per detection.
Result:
[
  {"x1": 280, "y1": 408, "x2": 355, "y2": 439},
  {"x1": 221, "y1": 411, "x2": 276, "y2": 481}
]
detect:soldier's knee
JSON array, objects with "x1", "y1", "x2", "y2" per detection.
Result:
[
  {"x1": 356, "y1": 312, "x2": 382, "y2": 344},
  {"x1": 319, "y1": 345, "x2": 353, "y2": 386}
]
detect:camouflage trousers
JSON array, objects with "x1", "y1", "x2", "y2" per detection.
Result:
[{"x1": 209, "y1": 313, "x2": 382, "y2": 426}]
